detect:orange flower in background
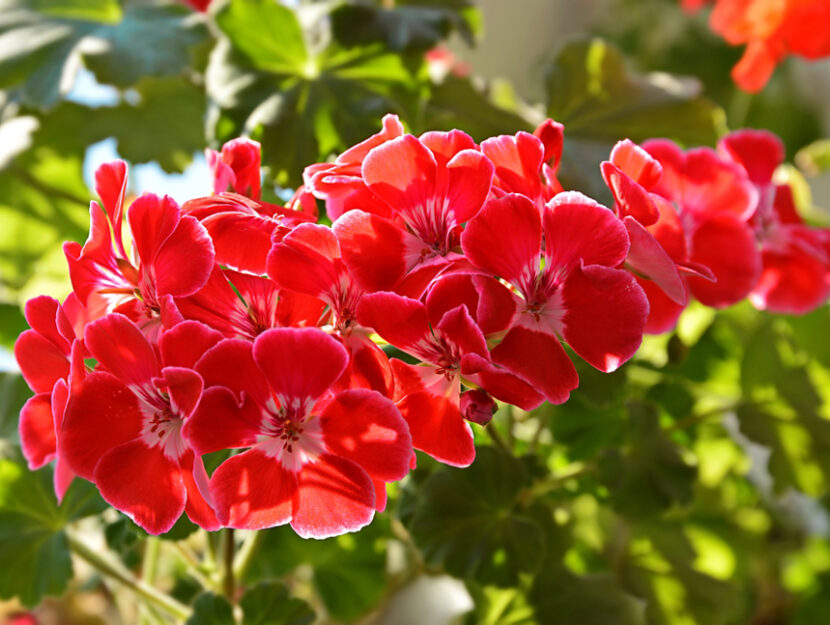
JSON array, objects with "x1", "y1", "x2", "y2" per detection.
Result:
[{"x1": 683, "y1": 0, "x2": 830, "y2": 92}]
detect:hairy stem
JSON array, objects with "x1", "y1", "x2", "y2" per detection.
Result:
[{"x1": 221, "y1": 528, "x2": 236, "y2": 602}]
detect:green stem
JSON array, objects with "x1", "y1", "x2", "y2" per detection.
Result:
[
  {"x1": 486, "y1": 423, "x2": 511, "y2": 454},
  {"x1": 232, "y1": 531, "x2": 264, "y2": 582},
  {"x1": 169, "y1": 541, "x2": 219, "y2": 593},
  {"x1": 67, "y1": 530, "x2": 191, "y2": 622},
  {"x1": 139, "y1": 538, "x2": 164, "y2": 625},
  {"x1": 221, "y1": 528, "x2": 236, "y2": 602}
]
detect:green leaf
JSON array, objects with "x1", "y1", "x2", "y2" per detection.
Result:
[
  {"x1": 186, "y1": 592, "x2": 235, "y2": 625},
  {"x1": 599, "y1": 401, "x2": 696, "y2": 517},
  {"x1": 83, "y1": 4, "x2": 208, "y2": 88},
  {"x1": 544, "y1": 38, "x2": 725, "y2": 195},
  {"x1": 330, "y1": 0, "x2": 480, "y2": 51},
  {"x1": 795, "y1": 139, "x2": 830, "y2": 176},
  {"x1": 0, "y1": 457, "x2": 106, "y2": 606},
  {"x1": 0, "y1": 372, "x2": 30, "y2": 443},
  {"x1": 0, "y1": 0, "x2": 120, "y2": 108},
  {"x1": 464, "y1": 582, "x2": 538, "y2": 625},
  {"x1": 215, "y1": 0, "x2": 307, "y2": 75},
  {"x1": 243, "y1": 523, "x2": 387, "y2": 622},
  {"x1": 240, "y1": 581, "x2": 315, "y2": 625},
  {"x1": 0, "y1": 303, "x2": 27, "y2": 350},
  {"x1": 423, "y1": 74, "x2": 532, "y2": 139},
  {"x1": 208, "y1": 1, "x2": 422, "y2": 186},
  {"x1": 402, "y1": 446, "x2": 547, "y2": 586}
]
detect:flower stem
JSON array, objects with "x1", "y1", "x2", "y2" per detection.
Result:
[
  {"x1": 138, "y1": 537, "x2": 163, "y2": 625},
  {"x1": 66, "y1": 530, "x2": 191, "y2": 622},
  {"x1": 232, "y1": 530, "x2": 264, "y2": 582},
  {"x1": 221, "y1": 528, "x2": 236, "y2": 602}
]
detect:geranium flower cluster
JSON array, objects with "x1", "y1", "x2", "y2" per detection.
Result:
[
  {"x1": 14, "y1": 116, "x2": 830, "y2": 538},
  {"x1": 682, "y1": 0, "x2": 830, "y2": 92}
]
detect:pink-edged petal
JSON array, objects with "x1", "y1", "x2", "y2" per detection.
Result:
[
  {"x1": 480, "y1": 132, "x2": 544, "y2": 200},
  {"x1": 94, "y1": 440, "x2": 186, "y2": 535},
  {"x1": 718, "y1": 129, "x2": 784, "y2": 186},
  {"x1": 491, "y1": 326, "x2": 578, "y2": 405},
  {"x1": 153, "y1": 215, "x2": 215, "y2": 297},
  {"x1": 267, "y1": 223, "x2": 347, "y2": 306},
  {"x1": 334, "y1": 210, "x2": 415, "y2": 292},
  {"x1": 362, "y1": 134, "x2": 437, "y2": 222},
  {"x1": 444, "y1": 149, "x2": 495, "y2": 224},
  {"x1": 84, "y1": 313, "x2": 159, "y2": 387},
  {"x1": 50, "y1": 379, "x2": 74, "y2": 502},
  {"x1": 357, "y1": 292, "x2": 433, "y2": 360},
  {"x1": 460, "y1": 353, "x2": 545, "y2": 410},
  {"x1": 750, "y1": 245, "x2": 830, "y2": 315},
  {"x1": 19, "y1": 393, "x2": 56, "y2": 469},
  {"x1": 196, "y1": 339, "x2": 270, "y2": 405},
  {"x1": 320, "y1": 389, "x2": 412, "y2": 482},
  {"x1": 14, "y1": 330, "x2": 69, "y2": 394},
  {"x1": 624, "y1": 216, "x2": 686, "y2": 305},
  {"x1": 687, "y1": 214, "x2": 762, "y2": 307},
  {"x1": 183, "y1": 386, "x2": 262, "y2": 454},
  {"x1": 373, "y1": 478, "x2": 388, "y2": 512},
  {"x1": 127, "y1": 194, "x2": 180, "y2": 268},
  {"x1": 159, "y1": 320, "x2": 224, "y2": 370},
  {"x1": 211, "y1": 448, "x2": 297, "y2": 529},
  {"x1": 253, "y1": 328, "x2": 349, "y2": 403},
  {"x1": 435, "y1": 304, "x2": 488, "y2": 358},
  {"x1": 461, "y1": 193, "x2": 541, "y2": 293},
  {"x1": 200, "y1": 211, "x2": 274, "y2": 274},
  {"x1": 637, "y1": 276, "x2": 687, "y2": 335},
  {"x1": 426, "y1": 273, "x2": 516, "y2": 337},
  {"x1": 601, "y1": 161, "x2": 659, "y2": 225},
  {"x1": 292, "y1": 454, "x2": 375, "y2": 538},
  {"x1": 610, "y1": 139, "x2": 662, "y2": 189},
  {"x1": 396, "y1": 391, "x2": 475, "y2": 467},
  {"x1": 561, "y1": 264, "x2": 648, "y2": 372},
  {"x1": 61, "y1": 371, "x2": 144, "y2": 479},
  {"x1": 544, "y1": 192, "x2": 629, "y2": 272},
  {"x1": 179, "y1": 451, "x2": 220, "y2": 531}
]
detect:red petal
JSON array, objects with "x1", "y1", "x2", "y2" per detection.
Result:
[
  {"x1": 334, "y1": 210, "x2": 414, "y2": 292},
  {"x1": 94, "y1": 441, "x2": 186, "y2": 535},
  {"x1": 84, "y1": 313, "x2": 159, "y2": 387},
  {"x1": 153, "y1": 215, "x2": 215, "y2": 298},
  {"x1": 24, "y1": 296, "x2": 70, "y2": 352},
  {"x1": 544, "y1": 192, "x2": 629, "y2": 272},
  {"x1": 561, "y1": 264, "x2": 648, "y2": 372},
  {"x1": 687, "y1": 214, "x2": 761, "y2": 307},
  {"x1": 357, "y1": 292, "x2": 433, "y2": 360},
  {"x1": 159, "y1": 320, "x2": 224, "y2": 370},
  {"x1": 340, "y1": 332, "x2": 394, "y2": 396},
  {"x1": 460, "y1": 353, "x2": 545, "y2": 410},
  {"x1": 461, "y1": 194, "x2": 541, "y2": 294},
  {"x1": 600, "y1": 161, "x2": 659, "y2": 225},
  {"x1": 19, "y1": 393, "x2": 56, "y2": 469},
  {"x1": 624, "y1": 217, "x2": 686, "y2": 305},
  {"x1": 183, "y1": 386, "x2": 261, "y2": 454},
  {"x1": 491, "y1": 326, "x2": 578, "y2": 405},
  {"x1": 14, "y1": 330, "x2": 69, "y2": 394},
  {"x1": 200, "y1": 212, "x2": 274, "y2": 274},
  {"x1": 157, "y1": 367, "x2": 203, "y2": 419},
  {"x1": 481, "y1": 132, "x2": 544, "y2": 200},
  {"x1": 444, "y1": 149, "x2": 495, "y2": 224},
  {"x1": 426, "y1": 273, "x2": 516, "y2": 337},
  {"x1": 94, "y1": 160, "x2": 128, "y2": 250},
  {"x1": 534, "y1": 119, "x2": 565, "y2": 168},
  {"x1": 751, "y1": 241, "x2": 830, "y2": 314},
  {"x1": 320, "y1": 389, "x2": 412, "y2": 482},
  {"x1": 211, "y1": 449, "x2": 297, "y2": 529},
  {"x1": 637, "y1": 276, "x2": 687, "y2": 335},
  {"x1": 609, "y1": 139, "x2": 662, "y2": 189},
  {"x1": 292, "y1": 454, "x2": 375, "y2": 538},
  {"x1": 179, "y1": 451, "x2": 220, "y2": 531},
  {"x1": 195, "y1": 339, "x2": 270, "y2": 406},
  {"x1": 253, "y1": 328, "x2": 349, "y2": 403},
  {"x1": 396, "y1": 391, "x2": 475, "y2": 467},
  {"x1": 435, "y1": 304, "x2": 488, "y2": 359},
  {"x1": 127, "y1": 194, "x2": 180, "y2": 268},
  {"x1": 338, "y1": 113, "x2": 404, "y2": 163},
  {"x1": 61, "y1": 371, "x2": 144, "y2": 479},
  {"x1": 718, "y1": 129, "x2": 784, "y2": 185}
]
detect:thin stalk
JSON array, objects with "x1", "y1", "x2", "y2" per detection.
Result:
[
  {"x1": 138, "y1": 538, "x2": 164, "y2": 625},
  {"x1": 169, "y1": 542, "x2": 220, "y2": 593},
  {"x1": 221, "y1": 528, "x2": 236, "y2": 602},
  {"x1": 67, "y1": 530, "x2": 191, "y2": 622},
  {"x1": 232, "y1": 531, "x2": 264, "y2": 581},
  {"x1": 486, "y1": 422, "x2": 511, "y2": 454}
]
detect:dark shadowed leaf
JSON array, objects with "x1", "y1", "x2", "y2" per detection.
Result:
[
  {"x1": 185, "y1": 592, "x2": 235, "y2": 625},
  {"x1": 240, "y1": 581, "x2": 315, "y2": 625},
  {"x1": 0, "y1": 456, "x2": 106, "y2": 606}
]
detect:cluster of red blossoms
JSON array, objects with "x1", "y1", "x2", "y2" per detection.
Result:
[
  {"x1": 14, "y1": 116, "x2": 830, "y2": 537},
  {"x1": 682, "y1": 0, "x2": 830, "y2": 92}
]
